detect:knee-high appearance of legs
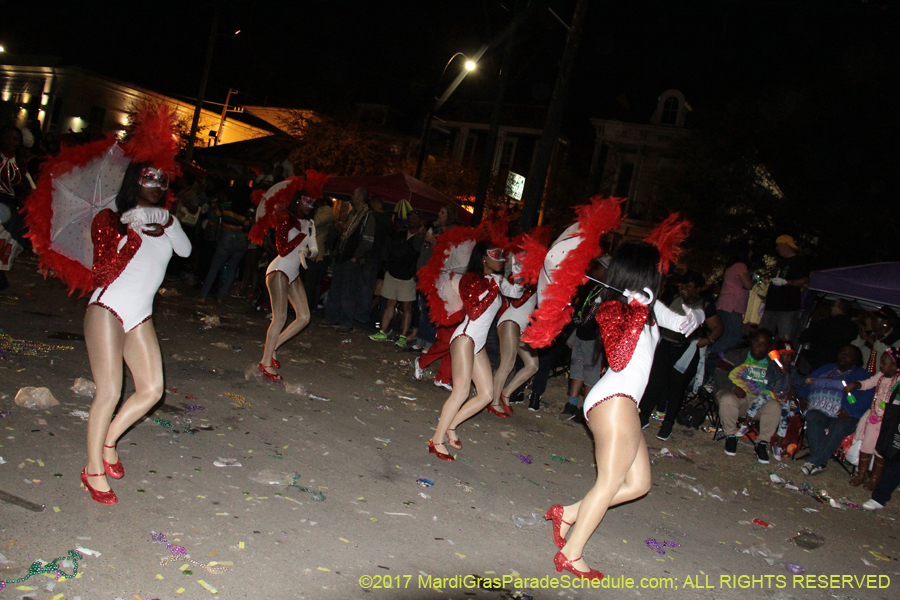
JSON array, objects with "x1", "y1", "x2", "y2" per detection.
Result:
[
  {"x1": 84, "y1": 307, "x2": 165, "y2": 498},
  {"x1": 261, "y1": 272, "x2": 310, "y2": 375},
  {"x1": 557, "y1": 396, "x2": 651, "y2": 574},
  {"x1": 431, "y1": 337, "x2": 476, "y2": 455}
]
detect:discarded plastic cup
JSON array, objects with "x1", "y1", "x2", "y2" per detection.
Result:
[{"x1": 511, "y1": 512, "x2": 542, "y2": 529}]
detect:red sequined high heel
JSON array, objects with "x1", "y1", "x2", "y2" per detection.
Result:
[
  {"x1": 428, "y1": 439, "x2": 455, "y2": 461},
  {"x1": 500, "y1": 393, "x2": 513, "y2": 416},
  {"x1": 271, "y1": 357, "x2": 281, "y2": 369},
  {"x1": 103, "y1": 444, "x2": 124, "y2": 479},
  {"x1": 447, "y1": 428, "x2": 462, "y2": 450},
  {"x1": 553, "y1": 551, "x2": 603, "y2": 580},
  {"x1": 544, "y1": 504, "x2": 573, "y2": 549},
  {"x1": 81, "y1": 468, "x2": 118, "y2": 505},
  {"x1": 258, "y1": 362, "x2": 283, "y2": 382},
  {"x1": 487, "y1": 404, "x2": 511, "y2": 418}
]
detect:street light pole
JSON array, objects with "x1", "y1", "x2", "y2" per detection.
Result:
[
  {"x1": 414, "y1": 47, "x2": 486, "y2": 180},
  {"x1": 185, "y1": 11, "x2": 218, "y2": 164}
]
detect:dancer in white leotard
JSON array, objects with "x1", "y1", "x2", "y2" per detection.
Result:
[
  {"x1": 429, "y1": 242, "x2": 521, "y2": 461},
  {"x1": 543, "y1": 240, "x2": 703, "y2": 579},
  {"x1": 82, "y1": 160, "x2": 191, "y2": 505},
  {"x1": 258, "y1": 192, "x2": 317, "y2": 381}
]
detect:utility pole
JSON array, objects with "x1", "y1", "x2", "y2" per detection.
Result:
[
  {"x1": 519, "y1": 0, "x2": 588, "y2": 232},
  {"x1": 215, "y1": 88, "x2": 238, "y2": 146},
  {"x1": 184, "y1": 11, "x2": 218, "y2": 164},
  {"x1": 472, "y1": 0, "x2": 523, "y2": 227}
]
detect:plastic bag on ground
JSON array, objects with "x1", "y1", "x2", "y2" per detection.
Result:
[
  {"x1": 511, "y1": 512, "x2": 543, "y2": 529},
  {"x1": 15, "y1": 387, "x2": 60, "y2": 409},
  {"x1": 70, "y1": 377, "x2": 96, "y2": 398}
]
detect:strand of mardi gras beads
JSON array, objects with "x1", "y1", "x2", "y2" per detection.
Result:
[
  {"x1": 0, "y1": 549, "x2": 82, "y2": 589},
  {"x1": 151, "y1": 533, "x2": 228, "y2": 574},
  {"x1": 289, "y1": 473, "x2": 326, "y2": 501}
]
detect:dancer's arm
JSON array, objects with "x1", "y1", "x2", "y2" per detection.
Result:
[
  {"x1": 162, "y1": 215, "x2": 192, "y2": 257},
  {"x1": 91, "y1": 209, "x2": 141, "y2": 287}
]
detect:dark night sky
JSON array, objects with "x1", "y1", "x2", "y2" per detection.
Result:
[{"x1": 3, "y1": 0, "x2": 897, "y2": 202}]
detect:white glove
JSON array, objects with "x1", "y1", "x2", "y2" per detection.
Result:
[
  {"x1": 623, "y1": 287, "x2": 654, "y2": 306},
  {"x1": 680, "y1": 306, "x2": 705, "y2": 336},
  {"x1": 306, "y1": 221, "x2": 318, "y2": 258},
  {"x1": 121, "y1": 207, "x2": 170, "y2": 230},
  {"x1": 771, "y1": 277, "x2": 787, "y2": 286}
]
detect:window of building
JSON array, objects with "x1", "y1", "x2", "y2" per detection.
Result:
[
  {"x1": 48, "y1": 97, "x2": 64, "y2": 133},
  {"x1": 660, "y1": 96, "x2": 679, "y2": 125},
  {"x1": 89, "y1": 105, "x2": 106, "y2": 129},
  {"x1": 615, "y1": 162, "x2": 634, "y2": 198}
]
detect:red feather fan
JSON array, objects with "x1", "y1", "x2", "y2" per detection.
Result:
[
  {"x1": 121, "y1": 104, "x2": 180, "y2": 176},
  {"x1": 416, "y1": 226, "x2": 479, "y2": 326},
  {"x1": 248, "y1": 176, "x2": 306, "y2": 245},
  {"x1": 644, "y1": 213, "x2": 691, "y2": 273},
  {"x1": 521, "y1": 196, "x2": 624, "y2": 348},
  {"x1": 24, "y1": 136, "x2": 119, "y2": 296},
  {"x1": 515, "y1": 232, "x2": 550, "y2": 287}
]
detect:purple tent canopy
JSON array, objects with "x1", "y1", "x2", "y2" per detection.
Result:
[{"x1": 808, "y1": 262, "x2": 900, "y2": 309}]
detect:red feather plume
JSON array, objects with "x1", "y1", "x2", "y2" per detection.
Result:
[
  {"x1": 248, "y1": 176, "x2": 306, "y2": 245},
  {"x1": 121, "y1": 104, "x2": 180, "y2": 176},
  {"x1": 521, "y1": 196, "x2": 624, "y2": 348},
  {"x1": 416, "y1": 226, "x2": 479, "y2": 326},
  {"x1": 303, "y1": 170, "x2": 332, "y2": 199},
  {"x1": 476, "y1": 208, "x2": 510, "y2": 248},
  {"x1": 23, "y1": 136, "x2": 119, "y2": 296},
  {"x1": 644, "y1": 213, "x2": 691, "y2": 273},
  {"x1": 515, "y1": 232, "x2": 549, "y2": 287}
]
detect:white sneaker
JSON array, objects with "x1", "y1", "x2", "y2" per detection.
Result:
[
  {"x1": 434, "y1": 380, "x2": 453, "y2": 391},
  {"x1": 413, "y1": 357, "x2": 424, "y2": 381},
  {"x1": 800, "y1": 462, "x2": 814, "y2": 476},
  {"x1": 863, "y1": 499, "x2": 884, "y2": 510}
]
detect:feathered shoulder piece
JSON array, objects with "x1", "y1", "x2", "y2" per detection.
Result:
[
  {"x1": 121, "y1": 104, "x2": 180, "y2": 176},
  {"x1": 644, "y1": 213, "x2": 691, "y2": 274},
  {"x1": 248, "y1": 176, "x2": 306, "y2": 245},
  {"x1": 521, "y1": 196, "x2": 624, "y2": 348},
  {"x1": 416, "y1": 226, "x2": 478, "y2": 326}
]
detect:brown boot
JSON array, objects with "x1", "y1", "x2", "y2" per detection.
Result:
[
  {"x1": 850, "y1": 452, "x2": 872, "y2": 486},
  {"x1": 864, "y1": 456, "x2": 886, "y2": 491}
]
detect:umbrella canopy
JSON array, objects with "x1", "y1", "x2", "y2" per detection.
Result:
[
  {"x1": 322, "y1": 172, "x2": 470, "y2": 223},
  {"x1": 809, "y1": 262, "x2": 900, "y2": 310}
]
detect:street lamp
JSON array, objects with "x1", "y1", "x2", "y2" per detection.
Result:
[{"x1": 414, "y1": 49, "x2": 485, "y2": 179}]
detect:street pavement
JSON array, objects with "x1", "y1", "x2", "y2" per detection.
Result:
[{"x1": 0, "y1": 254, "x2": 896, "y2": 599}]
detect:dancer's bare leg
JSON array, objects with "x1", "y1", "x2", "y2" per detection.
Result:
[
  {"x1": 449, "y1": 349, "x2": 494, "y2": 429},
  {"x1": 502, "y1": 343, "x2": 538, "y2": 403},
  {"x1": 432, "y1": 337, "x2": 474, "y2": 452},
  {"x1": 274, "y1": 278, "x2": 310, "y2": 352},
  {"x1": 105, "y1": 320, "x2": 164, "y2": 457},
  {"x1": 559, "y1": 396, "x2": 650, "y2": 572},
  {"x1": 261, "y1": 272, "x2": 289, "y2": 372},
  {"x1": 84, "y1": 306, "x2": 126, "y2": 493},
  {"x1": 491, "y1": 321, "x2": 519, "y2": 405}
]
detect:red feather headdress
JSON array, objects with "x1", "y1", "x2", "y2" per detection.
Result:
[
  {"x1": 521, "y1": 196, "x2": 624, "y2": 348},
  {"x1": 121, "y1": 104, "x2": 180, "y2": 176},
  {"x1": 514, "y1": 229, "x2": 550, "y2": 287},
  {"x1": 644, "y1": 213, "x2": 691, "y2": 273},
  {"x1": 303, "y1": 170, "x2": 332, "y2": 200}
]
